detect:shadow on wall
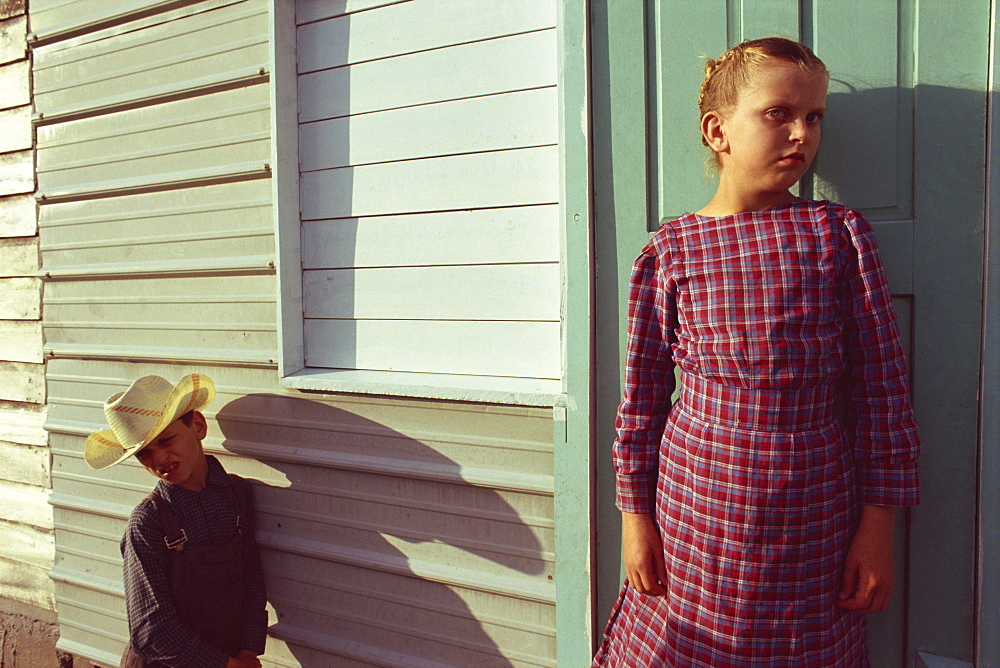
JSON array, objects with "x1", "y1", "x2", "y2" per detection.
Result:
[{"x1": 216, "y1": 393, "x2": 549, "y2": 667}]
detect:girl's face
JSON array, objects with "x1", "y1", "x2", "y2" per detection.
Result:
[{"x1": 708, "y1": 63, "x2": 828, "y2": 197}]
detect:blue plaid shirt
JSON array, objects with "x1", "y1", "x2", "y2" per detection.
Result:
[{"x1": 121, "y1": 456, "x2": 268, "y2": 667}]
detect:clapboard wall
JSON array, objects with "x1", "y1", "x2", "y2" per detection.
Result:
[
  {"x1": 296, "y1": 0, "x2": 561, "y2": 383},
  {"x1": 33, "y1": 0, "x2": 559, "y2": 665},
  {"x1": 0, "y1": 0, "x2": 53, "y2": 616}
]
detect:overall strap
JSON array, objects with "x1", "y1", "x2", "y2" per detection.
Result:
[
  {"x1": 227, "y1": 473, "x2": 249, "y2": 535},
  {"x1": 147, "y1": 489, "x2": 188, "y2": 551}
]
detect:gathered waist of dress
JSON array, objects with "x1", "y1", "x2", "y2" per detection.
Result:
[{"x1": 677, "y1": 372, "x2": 837, "y2": 432}]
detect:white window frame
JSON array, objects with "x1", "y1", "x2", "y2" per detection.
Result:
[{"x1": 267, "y1": 0, "x2": 563, "y2": 406}]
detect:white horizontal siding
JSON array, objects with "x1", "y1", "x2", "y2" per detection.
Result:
[
  {"x1": 305, "y1": 320, "x2": 561, "y2": 379},
  {"x1": 0, "y1": 194, "x2": 35, "y2": 236},
  {"x1": 37, "y1": 87, "x2": 270, "y2": 196},
  {"x1": 301, "y1": 146, "x2": 559, "y2": 220},
  {"x1": 299, "y1": 87, "x2": 558, "y2": 172},
  {"x1": 34, "y1": 1, "x2": 560, "y2": 665},
  {"x1": 0, "y1": 14, "x2": 27, "y2": 65},
  {"x1": 47, "y1": 359, "x2": 556, "y2": 665},
  {"x1": 296, "y1": 0, "x2": 555, "y2": 73},
  {"x1": 32, "y1": 0, "x2": 266, "y2": 116},
  {"x1": 0, "y1": 0, "x2": 50, "y2": 616},
  {"x1": 0, "y1": 105, "x2": 31, "y2": 153},
  {"x1": 297, "y1": 0, "x2": 561, "y2": 385},
  {"x1": 298, "y1": 29, "x2": 557, "y2": 122},
  {"x1": 304, "y1": 264, "x2": 561, "y2": 320}
]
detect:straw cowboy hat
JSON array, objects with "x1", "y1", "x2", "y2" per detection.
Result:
[{"x1": 85, "y1": 374, "x2": 215, "y2": 470}]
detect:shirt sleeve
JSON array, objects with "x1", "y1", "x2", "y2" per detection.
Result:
[
  {"x1": 838, "y1": 209, "x2": 920, "y2": 506},
  {"x1": 613, "y1": 241, "x2": 678, "y2": 514},
  {"x1": 238, "y1": 480, "x2": 269, "y2": 655},
  {"x1": 121, "y1": 503, "x2": 231, "y2": 668}
]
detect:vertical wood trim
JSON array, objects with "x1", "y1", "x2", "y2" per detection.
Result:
[
  {"x1": 979, "y1": 2, "x2": 1000, "y2": 663},
  {"x1": 555, "y1": 0, "x2": 595, "y2": 662},
  {"x1": 270, "y1": 0, "x2": 304, "y2": 376},
  {"x1": 590, "y1": 0, "x2": 651, "y2": 634}
]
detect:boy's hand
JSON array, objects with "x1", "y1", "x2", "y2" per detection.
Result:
[
  {"x1": 837, "y1": 504, "x2": 896, "y2": 614},
  {"x1": 226, "y1": 651, "x2": 261, "y2": 668},
  {"x1": 622, "y1": 511, "x2": 669, "y2": 596}
]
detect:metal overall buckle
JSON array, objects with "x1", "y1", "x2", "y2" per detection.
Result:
[{"x1": 164, "y1": 529, "x2": 188, "y2": 552}]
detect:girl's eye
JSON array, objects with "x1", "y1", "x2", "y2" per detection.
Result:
[
  {"x1": 766, "y1": 109, "x2": 786, "y2": 120},
  {"x1": 806, "y1": 112, "x2": 824, "y2": 123}
]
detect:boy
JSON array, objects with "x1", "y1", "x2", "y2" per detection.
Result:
[{"x1": 85, "y1": 374, "x2": 267, "y2": 668}]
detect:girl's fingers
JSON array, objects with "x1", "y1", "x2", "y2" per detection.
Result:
[{"x1": 839, "y1": 558, "x2": 858, "y2": 601}]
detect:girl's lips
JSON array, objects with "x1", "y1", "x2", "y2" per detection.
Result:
[{"x1": 781, "y1": 152, "x2": 805, "y2": 163}]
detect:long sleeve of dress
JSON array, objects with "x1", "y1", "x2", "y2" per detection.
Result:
[
  {"x1": 613, "y1": 242, "x2": 678, "y2": 514},
  {"x1": 122, "y1": 506, "x2": 231, "y2": 668},
  {"x1": 838, "y1": 210, "x2": 920, "y2": 506},
  {"x1": 239, "y1": 481, "x2": 268, "y2": 655}
]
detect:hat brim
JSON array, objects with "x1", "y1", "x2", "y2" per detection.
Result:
[
  {"x1": 84, "y1": 374, "x2": 215, "y2": 470},
  {"x1": 84, "y1": 430, "x2": 139, "y2": 470}
]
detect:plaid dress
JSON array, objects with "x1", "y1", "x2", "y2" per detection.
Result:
[{"x1": 594, "y1": 201, "x2": 919, "y2": 667}]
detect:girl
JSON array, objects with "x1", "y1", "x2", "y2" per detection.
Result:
[{"x1": 593, "y1": 38, "x2": 920, "y2": 667}]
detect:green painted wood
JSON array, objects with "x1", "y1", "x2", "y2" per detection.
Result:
[
  {"x1": 980, "y1": 5, "x2": 1000, "y2": 663},
  {"x1": 906, "y1": 1, "x2": 988, "y2": 663},
  {"x1": 590, "y1": 0, "x2": 654, "y2": 631},
  {"x1": 593, "y1": 2, "x2": 990, "y2": 665},
  {"x1": 554, "y1": 2, "x2": 593, "y2": 661}
]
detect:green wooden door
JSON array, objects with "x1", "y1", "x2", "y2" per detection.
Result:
[{"x1": 592, "y1": 2, "x2": 988, "y2": 665}]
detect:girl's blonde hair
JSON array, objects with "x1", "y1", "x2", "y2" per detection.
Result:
[{"x1": 699, "y1": 37, "x2": 827, "y2": 152}]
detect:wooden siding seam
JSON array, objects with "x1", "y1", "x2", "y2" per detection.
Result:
[
  {"x1": 274, "y1": 567, "x2": 553, "y2": 635},
  {"x1": 39, "y1": 254, "x2": 275, "y2": 279},
  {"x1": 46, "y1": 593, "x2": 125, "y2": 627},
  {"x1": 38, "y1": 122, "x2": 270, "y2": 173},
  {"x1": 40, "y1": 344, "x2": 277, "y2": 367},
  {"x1": 39, "y1": 228, "x2": 272, "y2": 252},
  {"x1": 206, "y1": 414, "x2": 555, "y2": 454},
  {"x1": 48, "y1": 491, "x2": 143, "y2": 521},
  {"x1": 297, "y1": 26, "x2": 557, "y2": 77},
  {"x1": 294, "y1": 0, "x2": 410, "y2": 26},
  {"x1": 297, "y1": 84, "x2": 557, "y2": 127},
  {"x1": 256, "y1": 529, "x2": 555, "y2": 604},
  {"x1": 34, "y1": 30, "x2": 267, "y2": 93},
  {"x1": 32, "y1": 66, "x2": 268, "y2": 127},
  {"x1": 254, "y1": 506, "x2": 554, "y2": 562},
  {"x1": 38, "y1": 196, "x2": 270, "y2": 228},
  {"x1": 54, "y1": 638, "x2": 120, "y2": 668},
  {"x1": 57, "y1": 543, "x2": 119, "y2": 568},
  {"x1": 49, "y1": 474, "x2": 554, "y2": 533},
  {"x1": 299, "y1": 200, "x2": 562, "y2": 223},
  {"x1": 51, "y1": 568, "x2": 125, "y2": 596},
  {"x1": 45, "y1": 320, "x2": 275, "y2": 333},
  {"x1": 266, "y1": 621, "x2": 465, "y2": 668},
  {"x1": 264, "y1": 596, "x2": 554, "y2": 667},
  {"x1": 28, "y1": 0, "x2": 234, "y2": 47},
  {"x1": 49, "y1": 439, "x2": 554, "y2": 495},
  {"x1": 299, "y1": 142, "x2": 560, "y2": 174},
  {"x1": 46, "y1": 373, "x2": 561, "y2": 419},
  {"x1": 45, "y1": 294, "x2": 273, "y2": 305},
  {"x1": 35, "y1": 161, "x2": 271, "y2": 204}
]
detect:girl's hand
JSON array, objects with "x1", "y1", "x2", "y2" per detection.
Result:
[
  {"x1": 622, "y1": 511, "x2": 669, "y2": 596},
  {"x1": 836, "y1": 505, "x2": 896, "y2": 614}
]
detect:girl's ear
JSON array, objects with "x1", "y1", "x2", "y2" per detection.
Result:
[{"x1": 701, "y1": 111, "x2": 728, "y2": 154}]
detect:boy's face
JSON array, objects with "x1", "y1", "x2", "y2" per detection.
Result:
[{"x1": 135, "y1": 412, "x2": 209, "y2": 492}]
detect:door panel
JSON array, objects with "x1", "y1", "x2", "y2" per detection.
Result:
[{"x1": 593, "y1": 2, "x2": 987, "y2": 664}]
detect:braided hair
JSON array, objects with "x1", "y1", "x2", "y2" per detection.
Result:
[{"x1": 699, "y1": 38, "x2": 827, "y2": 157}]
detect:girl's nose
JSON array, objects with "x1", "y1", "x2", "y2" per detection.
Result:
[{"x1": 789, "y1": 118, "x2": 813, "y2": 143}]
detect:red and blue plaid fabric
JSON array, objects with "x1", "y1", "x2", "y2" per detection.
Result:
[{"x1": 594, "y1": 200, "x2": 919, "y2": 667}]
